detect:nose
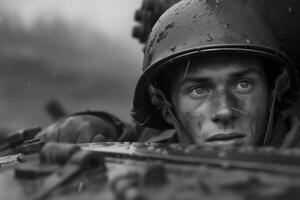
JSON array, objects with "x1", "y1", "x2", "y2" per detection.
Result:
[{"x1": 211, "y1": 91, "x2": 237, "y2": 124}]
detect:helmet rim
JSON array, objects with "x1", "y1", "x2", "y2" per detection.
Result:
[{"x1": 131, "y1": 44, "x2": 299, "y2": 129}]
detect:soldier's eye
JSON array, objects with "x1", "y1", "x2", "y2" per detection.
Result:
[
  {"x1": 233, "y1": 80, "x2": 253, "y2": 92},
  {"x1": 189, "y1": 87, "x2": 210, "y2": 98}
]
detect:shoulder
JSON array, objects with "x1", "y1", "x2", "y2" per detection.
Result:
[{"x1": 138, "y1": 127, "x2": 178, "y2": 143}]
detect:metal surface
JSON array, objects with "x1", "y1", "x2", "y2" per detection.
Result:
[
  {"x1": 1, "y1": 142, "x2": 300, "y2": 199},
  {"x1": 0, "y1": 127, "x2": 42, "y2": 153},
  {"x1": 81, "y1": 143, "x2": 300, "y2": 175},
  {"x1": 32, "y1": 150, "x2": 106, "y2": 200}
]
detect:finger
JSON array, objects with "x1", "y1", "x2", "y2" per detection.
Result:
[
  {"x1": 76, "y1": 116, "x2": 117, "y2": 143},
  {"x1": 92, "y1": 134, "x2": 108, "y2": 142},
  {"x1": 76, "y1": 121, "x2": 102, "y2": 143},
  {"x1": 35, "y1": 124, "x2": 60, "y2": 142},
  {"x1": 58, "y1": 117, "x2": 80, "y2": 143}
]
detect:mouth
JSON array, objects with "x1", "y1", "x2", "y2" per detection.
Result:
[{"x1": 205, "y1": 132, "x2": 246, "y2": 142}]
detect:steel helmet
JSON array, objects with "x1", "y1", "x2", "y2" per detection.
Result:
[{"x1": 131, "y1": 0, "x2": 300, "y2": 130}]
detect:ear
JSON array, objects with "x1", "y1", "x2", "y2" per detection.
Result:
[{"x1": 160, "y1": 106, "x2": 174, "y2": 126}]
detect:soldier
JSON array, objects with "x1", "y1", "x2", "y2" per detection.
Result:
[{"x1": 36, "y1": 0, "x2": 300, "y2": 147}]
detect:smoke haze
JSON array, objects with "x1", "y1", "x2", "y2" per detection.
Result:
[{"x1": 0, "y1": 0, "x2": 144, "y2": 132}]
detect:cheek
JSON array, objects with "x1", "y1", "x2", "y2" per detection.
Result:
[
  {"x1": 176, "y1": 96, "x2": 210, "y2": 121},
  {"x1": 238, "y1": 88, "x2": 269, "y2": 139},
  {"x1": 249, "y1": 89, "x2": 268, "y2": 119},
  {"x1": 175, "y1": 97, "x2": 210, "y2": 137}
]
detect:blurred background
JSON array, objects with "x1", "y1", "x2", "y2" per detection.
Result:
[{"x1": 0, "y1": 0, "x2": 144, "y2": 132}]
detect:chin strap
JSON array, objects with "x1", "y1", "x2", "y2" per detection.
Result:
[
  {"x1": 263, "y1": 70, "x2": 290, "y2": 145},
  {"x1": 149, "y1": 85, "x2": 195, "y2": 144}
]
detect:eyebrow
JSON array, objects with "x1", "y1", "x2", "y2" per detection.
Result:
[
  {"x1": 178, "y1": 67, "x2": 262, "y2": 86},
  {"x1": 229, "y1": 68, "x2": 262, "y2": 78},
  {"x1": 178, "y1": 77, "x2": 212, "y2": 89}
]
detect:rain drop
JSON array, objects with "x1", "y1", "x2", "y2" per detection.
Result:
[
  {"x1": 184, "y1": 148, "x2": 191, "y2": 153},
  {"x1": 170, "y1": 46, "x2": 177, "y2": 51},
  {"x1": 221, "y1": 23, "x2": 230, "y2": 29},
  {"x1": 206, "y1": 34, "x2": 213, "y2": 42},
  {"x1": 147, "y1": 145, "x2": 155, "y2": 151},
  {"x1": 155, "y1": 148, "x2": 162, "y2": 153},
  {"x1": 162, "y1": 150, "x2": 168, "y2": 155},
  {"x1": 246, "y1": 39, "x2": 252, "y2": 44}
]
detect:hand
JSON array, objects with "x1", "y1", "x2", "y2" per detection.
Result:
[{"x1": 35, "y1": 115, "x2": 119, "y2": 143}]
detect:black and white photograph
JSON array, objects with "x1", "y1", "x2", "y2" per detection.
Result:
[{"x1": 0, "y1": 0, "x2": 299, "y2": 199}]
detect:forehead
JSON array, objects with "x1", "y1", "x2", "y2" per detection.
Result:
[{"x1": 173, "y1": 54, "x2": 266, "y2": 79}]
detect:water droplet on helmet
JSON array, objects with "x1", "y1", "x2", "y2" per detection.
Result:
[
  {"x1": 221, "y1": 23, "x2": 230, "y2": 29},
  {"x1": 206, "y1": 34, "x2": 213, "y2": 42},
  {"x1": 246, "y1": 39, "x2": 252, "y2": 44}
]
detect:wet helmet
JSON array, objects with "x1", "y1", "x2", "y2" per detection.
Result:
[{"x1": 131, "y1": 0, "x2": 300, "y2": 130}]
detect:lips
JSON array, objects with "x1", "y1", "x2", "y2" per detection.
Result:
[{"x1": 205, "y1": 132, "x2": 246, "y2": 142}]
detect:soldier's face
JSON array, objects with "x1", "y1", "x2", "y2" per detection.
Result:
[{"x1": 166, "y1": 55, "x2": 269, "y2": 146}]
